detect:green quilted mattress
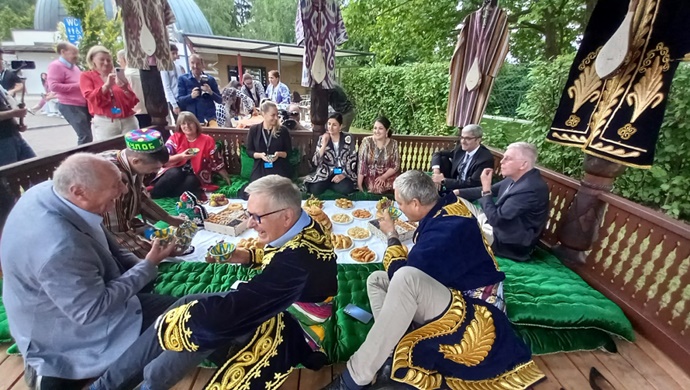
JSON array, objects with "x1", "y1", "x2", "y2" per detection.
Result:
[{"x1": 151, "y1": 249, "x2": 634, "y2": 362}]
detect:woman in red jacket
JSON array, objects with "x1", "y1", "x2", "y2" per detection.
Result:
[
  {"x1": 150, "y1": 112, "x2": 231, "y2": 199},
  {"x1": 80, "y1": 45, "x2": 139, "y2": 141}
]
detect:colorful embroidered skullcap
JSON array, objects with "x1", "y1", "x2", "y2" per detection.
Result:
[{"x1": 124, "y1": 129, "x2": 164, "y2": 153}]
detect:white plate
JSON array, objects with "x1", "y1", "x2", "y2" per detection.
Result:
[
  {"x1": 334, "y1": 200, "x2": 355, "y2": 210},
  {"x1": 349, "y1": 247, "x2": 378, "y2": 263},
  {"x1": 351, "y1": 209, "x2": 374, "y2": 220},
  {"x1": 347, "y1": 227, "x2": 372, "y2": 241},
  {"x1": 334, "y1": 239, "x2": 354, "y2": 251},
  {"x1": 331, "y1": 214, "x2": 354, "y2": 225}
]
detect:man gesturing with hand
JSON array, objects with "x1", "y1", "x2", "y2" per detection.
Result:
[{"x1": 0, "y1": 153, "x2": 179, "y2": 389}]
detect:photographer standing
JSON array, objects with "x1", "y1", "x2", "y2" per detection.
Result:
[{"x1": 177, "y1": 55, "x2": 221, "y2": 126}]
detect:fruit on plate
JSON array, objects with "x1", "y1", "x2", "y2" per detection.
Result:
[
  {"x1": 209, "y1": 193, "x2": 229, "y2": 207},
  {"x1": 305, "y1": 194, "x2": 324, "y2": 209}
]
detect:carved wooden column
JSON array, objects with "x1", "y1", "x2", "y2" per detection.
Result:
[
  {"x1": 141, "y1": 67, "x2": 170, "y2": 139},
  {"x1": 310, "y1": 84, "x2": 328, "y2": 155},
  {"x1": 552, "y1": 155, "x2": 626, "y2": 264}
]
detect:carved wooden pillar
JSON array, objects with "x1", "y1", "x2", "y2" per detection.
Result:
[
  {"x1": 553, "y1": 155, "x2": 626, "y2": 264},
  {"x1": 141, "y1": 67, "x2": 170, "y2": 140}
]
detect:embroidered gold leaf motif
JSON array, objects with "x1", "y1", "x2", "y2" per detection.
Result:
[
  {"x1": 565, "y1": 115, "x2": 581, "y2": 128},
  {"x1": 393, "y1": 290, "x2": 467, "y2": 390},
  {"x1": 445, "y1": 360, "x2": 545, "y2": 390},
  {"x1": 568, "y1": 63, "x2": 602, "y2": 113},
  {"x1": 588, "y1": 142, "x2": 641, "y2": 158},
  {"x1": 617, "y1": 123, "x2": 638, "y2": 140},
  {"x1": 438, "y1": 305, "x2": 495, "y2": 367},
  {"x1": 158, "y1": 301, "x2": 199, "y2": 352},
  {"x1": 587, "y1": 0, "x2": 658, "y2": 143},
  {"x1": 383, "y1": 244, "x2": 408, "y2": 271},
  {"x1": 626, "y1": 53, "x2": 665, "y2": 123},
  {"x1": 207, "y1": 314, "x2": 285, "y2": 390},
  {"x1": 550, "y1": 132, "x2": 588, "y2": 144},
  {"x1": 441, "y1": 201, "x2": 473, "y2": 218}
]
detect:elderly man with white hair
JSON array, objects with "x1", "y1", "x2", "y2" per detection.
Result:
[
  {"x1": 0, "y1": 153, "x2": 177, "y2": 389},
  {"x1": 324, "y1": 170, "x2": 543, "y2": 390},
  {"x1": 91, "y1": 174, "x2": 338, "y2": 390},
  {"x1": 457, "y1": 142, "x2": 550, "y2": 262}
]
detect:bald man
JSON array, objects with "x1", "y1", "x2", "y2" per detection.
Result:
[
  {"x1": 47, "y1": 42, "x2": 93, "y2": 144},
  {"x1": 0, "y1": 153, "x2": 177, "y2": 389},
  {"x1": 177, "y1": 54, "x2": 221, "y2": 126}
]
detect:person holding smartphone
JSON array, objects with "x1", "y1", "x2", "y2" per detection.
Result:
[
  {"x1": 150, "y1": 112, "x2": 231, "y2": 198},
  {"x1": 79, "y1": 46, "x2": 139, "y2": 141},
  {"x1": 245, "y1": 101, "x2": 293, "y2": 185},
  {"x1": 305, "y1": 112, "x2": 358, "y2": 195}
]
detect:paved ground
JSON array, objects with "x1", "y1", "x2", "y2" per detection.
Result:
[{"x1": 19, "y1": 96, "x2": 85, "y2": 157}]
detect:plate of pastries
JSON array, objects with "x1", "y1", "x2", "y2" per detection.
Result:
[
  {"x1": 350, "y1": 246, "x2": 377, "y2": 263},
  {"x1": 352, "y1": 208, "x2": 373, "y2": 220},
  {"x1": 335, "y1": 198, "x2": 354, "y2": 209},
  {"x1": 237, "y1": 237, "x2": 265, "y2": 250},
  {"x1": 347, "y1": 227, "x2": 371, "y2": 241},
  {"x1": 303, "y1": 205, "x2": 333, "y2": 231},
  {"x1": 330, "y1": 233, "x2": 354, "y2": 251},
  {"x1": 331, "y1": 213, "x2": 354, "y2": 224}
]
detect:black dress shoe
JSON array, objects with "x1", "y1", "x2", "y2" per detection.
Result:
[
  {"x1": 321, "y1": 375, "x2": 354, "y2": 390},
  {"x1": 370, "y1": 358, "x2": 408, "y2": 389}
]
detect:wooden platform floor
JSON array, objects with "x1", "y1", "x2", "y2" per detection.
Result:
[{"x1": 1, "y1": 332, "x2": 689, "y2": 390}]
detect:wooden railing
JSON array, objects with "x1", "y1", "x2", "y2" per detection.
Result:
[{"x1": 0, "y1": 127, "x2": 688, "y2": 372}]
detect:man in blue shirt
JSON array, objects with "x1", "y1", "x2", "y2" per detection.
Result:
[{"x1": 177, "y1": 54, "x2": 221, "y2": 126}]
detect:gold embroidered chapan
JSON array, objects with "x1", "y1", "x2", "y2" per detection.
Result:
[
  {"x1": 548, "y1": 0, "x2": 690, "y2": 168},
  {"x1": 446, "y1": 4, "x2": 509, "y2": 127}
]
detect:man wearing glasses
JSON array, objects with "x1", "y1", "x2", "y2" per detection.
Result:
[
  {"x1": 90, "y1": 175, "x2": 338, "y2": 390},
  {"x1": 431, "y1": 124, "x2": 495, "y2": 192}
]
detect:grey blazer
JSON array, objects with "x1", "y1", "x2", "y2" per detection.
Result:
[{"x1": 0, "y1": 181, "x2": 158, "y2": 379}]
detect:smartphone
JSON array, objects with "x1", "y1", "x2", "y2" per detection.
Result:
[
  {"x1": 11, "y1": 60, "x2": 36, "y2": 70},
  {"x1": 115, "y1": 67, "x2": 128, "y2": 83},
  {"x1": 343, "y1": 303, "x2": 373, "y2": 324}
]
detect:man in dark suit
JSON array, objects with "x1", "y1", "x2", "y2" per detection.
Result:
[
  {"x1": 458, "y1": 142, "x2": 549, "y2": 261},
  {"x1": 431, "y1": 124, "x2": 494, "y2": 191},
  {"x1": 0, "y1": 49, "x2": 23, "y2": 98}
]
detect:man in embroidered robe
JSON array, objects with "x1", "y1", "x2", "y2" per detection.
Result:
[
  {"x1": 101, "y1": 129, "x2": 186, "y2": 258},
  {"x1": 90, "y1": 175, "x2": 338, "y2": 390},
  {"x1": 324, "y1": 170, "x2": 544, "y2": 390}
]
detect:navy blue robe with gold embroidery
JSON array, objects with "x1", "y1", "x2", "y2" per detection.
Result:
[
  {"x1": 156, "y1": 219, "x2": 337, "y2": 390},
  {"x1": 383, "y1": 194, "x2": 544, "y2": 389}
]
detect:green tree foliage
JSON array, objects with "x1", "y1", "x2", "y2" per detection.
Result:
[
  {"x1": 0, "y1": 1, "x2": 35, "y2": 40},
  {"x1": 458, "y1": 0, "x2": 589, "y2": 63},
  {"x1": 195, "y1": 0, "x2": 241, "y2": 37},
  {"x1": 513, "y1": 54, "x2": 584, "y2": 177},
  {"x1": 60, "y1": 0, "x2": 123, "y2": 67},
  {"x1": 340, "y1": 63, "x2": 454, "y2": 135},
  {"x1": 240, "y1": 0, "x2": 296, "y2": 43},
  {"x1": 342, "y1": 0, "x2": 461, "y2": 65}
]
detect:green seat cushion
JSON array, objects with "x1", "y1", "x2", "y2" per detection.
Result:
[
  {"x1": 0, "y1": 279, "x2": 11, "y2": 343},
  {"x1": 147, "y1": 249, "x2": 634, "y2": 362},
  {"x1": 240, "y1": 145, "x2": 254, "y2": 180}
]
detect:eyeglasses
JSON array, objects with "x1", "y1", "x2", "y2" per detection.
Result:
[
  {"x1": 459, "y1": 136, "x2": 480, "y2": 141},
  {"x1": 244, "y1": 208, "x2": 286, "y2": 224},
  {"x1": 501, "y1": 156, "x2": 526, "y2": 163}
]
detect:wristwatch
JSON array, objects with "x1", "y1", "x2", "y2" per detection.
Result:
[
  {"x1": 481, "y1": 190, "x2": 492, "y2": 197},
  {"x1": 386, "y1": 231, "x2": 398, "y2": 239}
]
